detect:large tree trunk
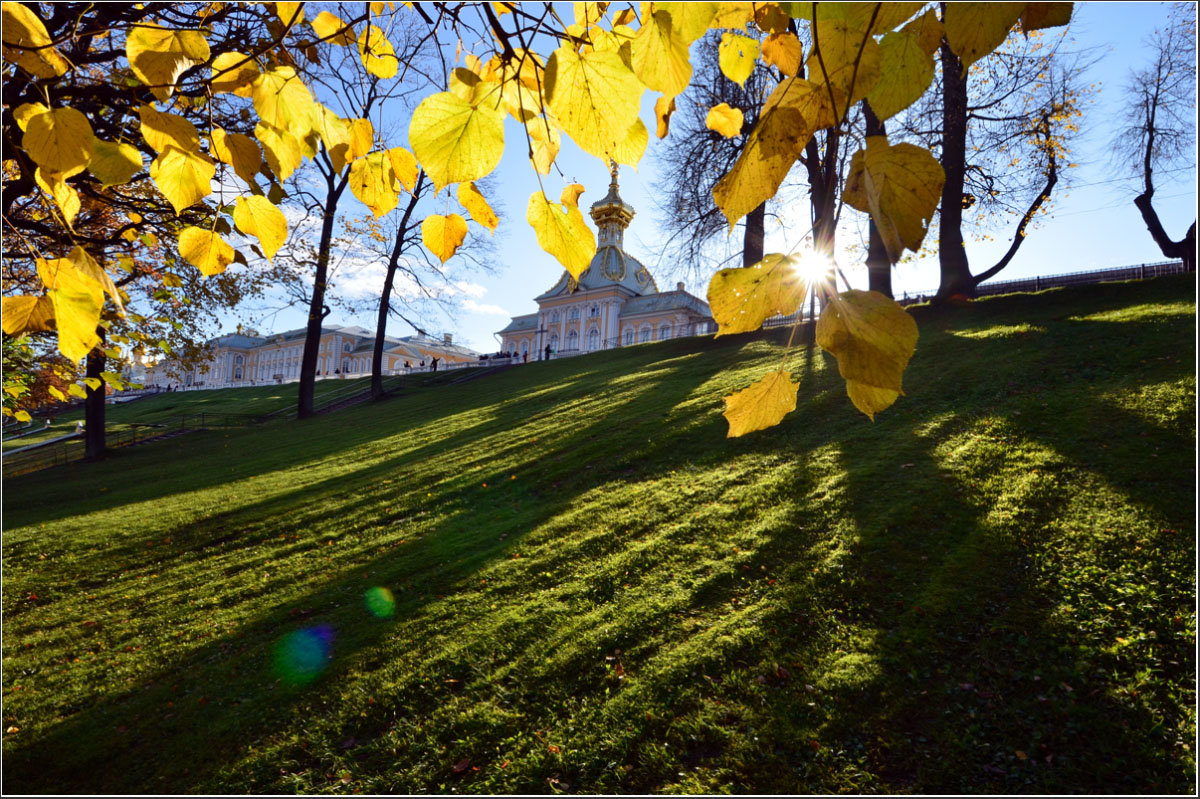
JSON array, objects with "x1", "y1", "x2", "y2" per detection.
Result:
[
  {"x1": 297, "y1": 172, "x2": 347, "y2": 419},
  {"x1": 371, "y1": 174, "x2": 425, "y2": 401},
  {"x1": 935, "y1": 30, "x2": 974, "y2": 302},
  {"x1": 742, "y1": 202, "x2": 766, "y2": 268},
  {"x1": 84, "y1": 328, "x2": 106, "y2": 460},
  {"x1": 863, "y1": 102, "x2": 892, "y2": 297}
]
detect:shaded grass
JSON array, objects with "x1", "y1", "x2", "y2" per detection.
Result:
[{"x1": 1, "y1": 276, "x2": 1194, "y2": 794}]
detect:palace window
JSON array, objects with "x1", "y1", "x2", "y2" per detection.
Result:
[
  {"x1": 550, "y1": 310, "x2": 560, "y2": 324},
  {"x1": 343, "y1": 342, "x2": 352, "y2": 352},
  {"x1": 639, "y1": 325, "x2": 651, "y2": 343},
  {"x1": 569, "y1": 307, "x2": 580, "y2": 321},
  {"x1": 623, "y1": 329, "x2": 633, "y2": 346},
  {"x1": 587, "y1": 328, "x2": 599, "y2": 351},
  {"x1": 589, "y1": 305, "x2": 599, "y2": 317},
  {"x1": 567, "y1": 330, "x2": 579, "y2": 350},
  {"x1": 659, "y1": 323, "x2": 671, "y2": 340},
  {"x1": 549, "y1": 333, "x2": 559, "y2": 350}
]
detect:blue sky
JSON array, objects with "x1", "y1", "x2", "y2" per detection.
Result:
[{"x1": 242, "y1": 2, "x2": 1197, "y2": 354}]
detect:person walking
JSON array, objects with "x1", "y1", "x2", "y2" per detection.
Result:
[{"x1": 544, "y1": 344, "x2": 551, "y2": 361}]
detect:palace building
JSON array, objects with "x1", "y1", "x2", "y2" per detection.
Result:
[
  {"x1": 497, "y1": 168, "x2": 715, "y2": 359},
  {"x1": 145, "y1": 325, "x2": 478, "y2": 389}
]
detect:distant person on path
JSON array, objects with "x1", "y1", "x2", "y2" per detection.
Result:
[
  {"x1": 431, "y1": 357, "x2": 439, "y2": 372},
  {"x1": 522, "y1": 351, "x2": 528, "y2": 363},
  {"x1": 544, "y1": 344, "x2": 551, "y2": 361}
]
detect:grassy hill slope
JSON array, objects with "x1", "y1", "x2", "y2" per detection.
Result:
[{"x1": 2, "y1": 276, "x2": 1194, "y2": 794}]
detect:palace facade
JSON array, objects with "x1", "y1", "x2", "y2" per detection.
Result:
[
  {"x1": 145, "y1": 325, "x2": 478, "y2": 388},
  {"x1": 497, "y1": 169, "x2": 715, "y2": 359}
]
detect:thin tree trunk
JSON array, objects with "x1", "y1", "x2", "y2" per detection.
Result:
[
  {"x1": 863, "y1": 101, "x2": 892, "y2": 297},
  {"x1": 971, "y1": 117, "x2": 1059, "y2": 287},
  {"x1": 935, "y1": 28, "x2": 974, "y2": 302},
  {"x1": 84, "y1": 328, "x2": 106, "y2": 460},
  {"x1": 1133, "y1": 192, "x2": 1196, "y2": 272},
  {"x1": 297, "y1": 171, "x2": 347, "y2": 419},
  {"x1": 371, "y1": 173, "x2": 426, "y2": 401},
  {"x1": 742, "y1": 202, "x2": 766, "y2": 268}
]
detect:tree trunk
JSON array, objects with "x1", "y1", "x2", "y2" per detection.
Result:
[
  {"x1": 935, "y1": 29, "x2": 974, "y2": 302},
  {"x1": 1133, "y1": 191, "x2": 1196, "y2": 272},
  {"x1": 372, "y1": 174, "x2": 425, "y2": 401},
  {"x1": 863, "y1": 102, "x2": 892, "y2": 297},
  {"x1": 297, "y1": 172, "x2": 347, "y2": 419},
  {"x1": 742, "y1": 202, "x2": 766, "y2": 268},
  {"x1": 84, "y1": 328, "x2": 106, "y2": 460}
]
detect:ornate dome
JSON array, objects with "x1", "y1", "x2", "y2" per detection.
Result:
[{"x1": 536, "y1": 164, "x2": 658, "y2": 299}]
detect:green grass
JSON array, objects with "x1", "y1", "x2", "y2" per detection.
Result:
[
  {"x1": 2, "y1": 371, "x2": 469, "y2": 451},
  {"x1": 2, "y1": 276, "x2": 1194, "y2": 794}
]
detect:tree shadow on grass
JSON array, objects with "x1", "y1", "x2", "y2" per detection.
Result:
[
  {"x1": 1, "y1": 335, "x2": 774, "y2": 793},
  {"x1": 3, "y1": 278, "x2": 1193, "y2": 793}
]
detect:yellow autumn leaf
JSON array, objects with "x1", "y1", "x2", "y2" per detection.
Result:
[
  {"x1": 22, "y1": 107, "x2": 94, "y2": 177},
  {"x1": 255, "y1": 121, "x2": 302, "y2": 181},
  {"x1": 457, "y1": 182, "x2": 497, "y2": 233},
  {"x1": 252, "y1": 66, "x2": 315, "y2": 137},
  {"x1": 311, "y1": 10, "x2": 357, "y2": 45},
  {"x1": 722, "y1": 370, "x2": 799, "y2": 437},
  {"x1": 655, "y1": 2, "x2": 719, "y2": 43},
  {"x1": 866, "y1": 31, "x2": 934, "y2": 121},
  {"x1": 654, "y1": 94, "x2": 676, "y2": 138},
  {"x1": 179, "y1": 226, "x2": 235, "y2": 276},
  {"x1": 713, "y1": 78, "x2": 836, "y2": 229},
  {"x1": 13, "y1": 101, "x2": 48, "y2": 132},
  {"x1": 816, "y1": 290, "x2": 918, "y2": 420},
  {"x1": 762, "y1": 32, "x2": 803, "y2": 76},
  {"x1": 275, "y1": 1, "x2": 304, "y2": 24},
  {"x1": 612, "y1": 118, "x2": 648, "y2": 167},
  {"x1": 210, "y1": 127, "x2": 262, "y2": 184},
  {"x1": 409, "y1": 91, "x2": 505, "y2": 191},
  {"x1": 421, "y1": 213, "x2": 469, "y2": 263},
  {"x1": 125, "y1": 24, "x2": 210, "y2": 102},
  {"x1": 150, "y1": 145, "x2": 215, "y2": 215},
  {"x1": 526, "y1": 117, "x2": 560, "y2": 174},
  {"x1": 348, "y1": 151, "x2": 399, "y2": 218},
  {"x1": 348, "y1": 118, "x2": 374, "y2": 160},
  {"x1": 843, "y1": 136, "x2": 943, "y2": 262},
  {"x1": 707, "y1": 253, "x2": 806, "y2": 336},
  {"x1": 233, "y1": 195, "x2": 288, "y2": 261},
  {"x1": 138, "y1": 105, "x2": 201, "y2": 153},
  {"x1": 67, "y1": 246, "x2": 123, "y2": 313},
  {"x1": 705, "y1": 103, "x2": 743, "y2": 138},
  {"x1": 806, "y1": 20, "x2": 882, "y2": 112},
  {"x1": 900, "y1": 9, "x2": 944, "y2": 56},
  {"x1": 943, "y1": 2, "x2": 1025, "y2": 70},
  {"x1": 2, "y1": 2, "x2": 69, "y2": 78},
  {"x1": 799, "y1": 2, "x2": 925, "y2": 35},
  {"x1": 1020, "y1": 3, "x2": 1073, "y2": 32},
  {"x1": 709, "y1": 2, "x2": 755, "y2": 31},
  {"x1": 545, "y1": 45, "x2": 644, "y2": 162},
  {"x1": 35, "y1": 168, "x2": 80, "y2": 227},
  {"x1": 88, "y1": 140, "x2": 142, "y2": 187},
  {"x1": 631, "y1": 9, "x2": 693, "y2": 97},
  {"x1": 1, "y1": 295, "x2": 55, "y2": 335},
  {"x1": 358, "y1": 23, "x2": 398, "y2": 79},
  {"x1": 526, "y1": 188, "x2": 596, "y2": 279},
  {"x1": 210, "y1": 52, "x2": 260, "y2": 95},
  {"x1": 67, "y1": 383, "x2": 87, "y2": 399},
  {"x1": 718, "y1": 33, "x2": 758, "y2": 86},
  {"x1": 37, "y1": 255, "x2": 103, "y2": 362},
  {"x1": 310, "y1": 104, "x2": 351, "y2": 171},
  {"x1": 387, "y1": 147, "x2": 419, "y2": 193}
]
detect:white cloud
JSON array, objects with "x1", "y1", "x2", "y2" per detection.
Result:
[
  {"x1": 453, "y1": 280, "x2": 487, "y2": 298},
  {"x1": 463, "y1": 299, "x2": 511, "y2": 316}
]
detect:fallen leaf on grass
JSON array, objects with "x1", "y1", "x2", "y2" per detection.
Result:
[{"x1": 452, "y1": 757, "x2": 471, "y2": 773}]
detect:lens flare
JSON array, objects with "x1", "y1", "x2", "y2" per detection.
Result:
[
  {"x1": 272, "y1": 625, "x2": 334, "y2": 686},
  {"x1": 364, "y1": 586, "x2": 395, "y2": 619}
]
